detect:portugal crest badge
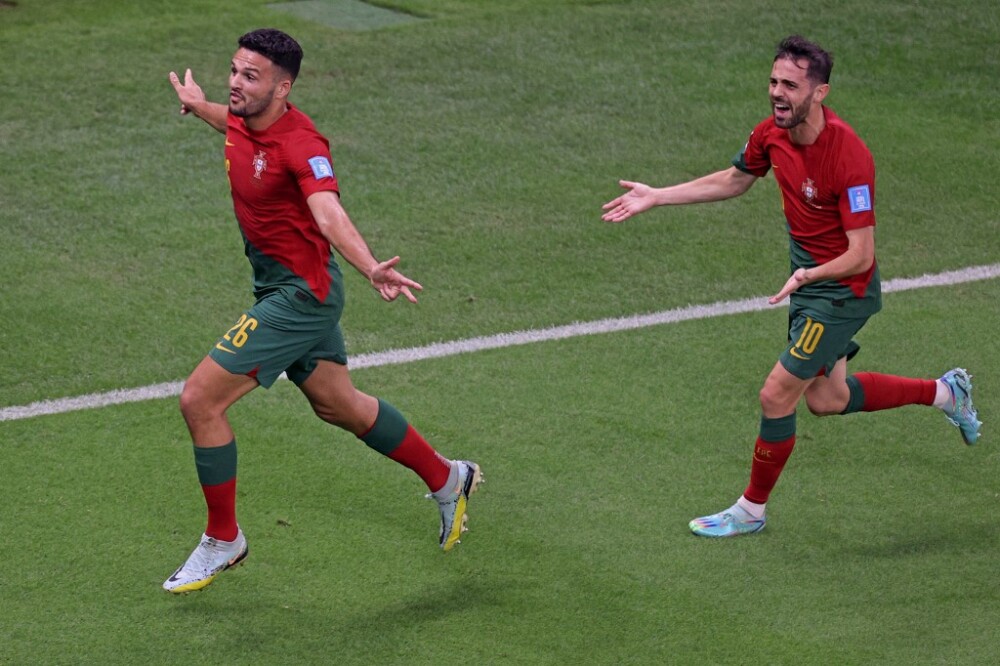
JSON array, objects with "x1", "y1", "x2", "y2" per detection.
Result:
[
  {"x1": 801, "y1": 177, "x2": 817, "y2": 203},
  {"x1": 252, "y1": 150, "x2": 268, "y2": 180}
]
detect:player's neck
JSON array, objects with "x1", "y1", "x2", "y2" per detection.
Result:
[
  {"x1": 245, "y1": 102, "x2": 289, "y2": 132},
  {"x1": 788, "y1": 105, "x2": 826, "y2": 146}
]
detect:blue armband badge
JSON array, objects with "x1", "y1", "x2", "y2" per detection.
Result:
[
  {"x1": 847, "y1": 185, "x2": 872, "y2": 213},
  {"x1": 308, "y1": 156, "x2": 335, "y2": 180}
]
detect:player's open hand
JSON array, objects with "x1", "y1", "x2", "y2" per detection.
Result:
[
  {"x1": 769, "y1": 268, "x2": 809, "y2": 304},
  {"x1": 168, "y1": 68, "x2": 206, "y2": 116},
  {"x1": 369, "y1": 256, "x2": 423, "y2": 303},
  {"x1": 601, "y1": 180, "x2": 657, "y2": 223}
]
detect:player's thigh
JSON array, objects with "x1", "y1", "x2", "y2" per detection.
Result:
[
  {"x1": 804, "y1": 356, "x2": 850, "y2": 415},
  {"x1": 760, "y1": 360, "x2": 812, "y2": 417},
  {"x1": 180, "y1": 354, "x2": 259, "y2": 417}
]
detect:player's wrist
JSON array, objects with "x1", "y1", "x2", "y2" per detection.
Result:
[{"x1": 653, "y1": 187, "x2": 672, "y2": 206}]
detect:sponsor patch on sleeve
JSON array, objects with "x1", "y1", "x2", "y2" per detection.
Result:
[
  {"x1": 847, "y1": 184, "x2": 872, "y2": 213},
  {"x1": 308, "y1": 156, "x2": 335, "y2": 180}
]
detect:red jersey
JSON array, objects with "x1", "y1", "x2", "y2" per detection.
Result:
[
  {"x1": 734, "y1": 106, "x2": 881, "y2": 317},
  {"x1": 225, "y1": 104, "x2": 341, "y2": 304}
]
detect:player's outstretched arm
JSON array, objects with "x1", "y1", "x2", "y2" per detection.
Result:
[
  {"x1": 601, "y1": 167, "x2": 757, "y2": 223},
  {"x1": 307, "y1": 191, "x2": 423, "y2": 303},
  {"x1": 168, "y1": 69, "x2": 228, "y2": 133}
]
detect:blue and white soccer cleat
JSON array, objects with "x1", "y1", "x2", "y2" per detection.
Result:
[
  {"x1": 433, "y1": 460, "x2": 482, "y2": 551},
  {"x1": 940, "y1": 368, "x2": 982, "y2": 445},
  {"x1": 163, "y1": 530, "x2": 248, "y2": 594},
  {"x1": 689, "y1": 505, "x2": 766, "y2": 538}
]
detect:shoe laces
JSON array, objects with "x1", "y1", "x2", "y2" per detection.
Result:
[
  {"x1": 944, "y1": 370, "x2": 973, "y2": 411},
  {"x1": 186, "y1": 536, "x2": 232, "y2": 572}
]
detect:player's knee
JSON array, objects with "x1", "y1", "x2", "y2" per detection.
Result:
[
  {"x1": 805, "y1": 395, "x2": 836, "y2": 416},
  {"x1": 805, "y1": 393, "x2": 847, "y2": 417},
  {"x1": 804, "y1": 382, "x2": 850, "y2": 416},
  {"x1": 758, "y1": 384, "x2": 785, "y2": 414},
  {"x1": 178, "y1": 385, "x2": 196, "y2": 419},
  {"x1": 310, "y1": 402, "x2": 345, "y2": 427},
  {"x1": 310, "y1": 395, "x2": 368, "y2": 433},
  {"x1": 178, "y1": 382, "x2": 218, "y2": 426}
]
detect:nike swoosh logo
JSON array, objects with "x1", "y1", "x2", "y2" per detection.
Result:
[
  {"x1": 225, "y1": 140, "x2": 235, "y2": 146},
  {"x1": 789, "y1": 348, "x2": 811, "y2": 360},
  {"x1": 215, "y1": 342, "x2": 236, "y2": 354}
]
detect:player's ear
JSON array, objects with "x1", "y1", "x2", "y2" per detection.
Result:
[
  {"x1": 812, "y1": 82, "x2": 830, "y2": 104},
  {"x1": 275, "y1": 77, "x2": 292, "y2": 100}
]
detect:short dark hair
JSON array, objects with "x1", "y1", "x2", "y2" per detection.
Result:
[
  {"x1": 774, "y1": 35, "x2": 833, "y2": 84},
  {"x1": 238, "y1": 28, "x2": 303, "y2": 81}
]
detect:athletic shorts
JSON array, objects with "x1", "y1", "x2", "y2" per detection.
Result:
[
  {"x1": 208, "y1": 287, "x2": 347, "y2": 388},
  {"x1": 779, "y1": 302, "x2": 868, "y2": 379}
]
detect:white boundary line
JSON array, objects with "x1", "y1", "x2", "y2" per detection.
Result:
[{"x1": 3, "y1": 263, "x2": 998, "y2": 422}]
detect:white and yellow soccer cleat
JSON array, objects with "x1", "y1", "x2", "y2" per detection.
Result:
[
  {"x1": 163, "y1": 530, "x2": 248, "y2": 594},
  {"x1": 433, "y1": 461, "x2": 483, "y2": 552}
]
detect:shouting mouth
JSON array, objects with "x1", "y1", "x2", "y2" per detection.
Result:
[{"x1": 772, "y1": 100, "x2": 791, "y2": 120}]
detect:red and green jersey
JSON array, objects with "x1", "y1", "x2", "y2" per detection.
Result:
[
  {"x1": 734, "y1": 106, "x2": 881, "y2": 319},
  {"x1": 225, "y1": 104, "x2": 342, "y2": 307}
]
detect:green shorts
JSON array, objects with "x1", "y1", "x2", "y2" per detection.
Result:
[
  {"x1": 779, "y1": 302, "x2": 868, "y2": 379},
  {"x1": 208, "y1": 287, "x2": 347, "y2": 388}
]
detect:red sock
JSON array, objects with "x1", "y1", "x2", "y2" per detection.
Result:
[
  {"x1": 853, "y1": 372, "x2": 936, "y2": 412},
  {"x1": 202, "y1": 477, "x2": 238, "y2": 542},
  {"x1": 388, "y1": 426, "x2": 452, "y2": 492},
  {"x1": 743, "y1": 435, "x2": 796, "y2": 505}
]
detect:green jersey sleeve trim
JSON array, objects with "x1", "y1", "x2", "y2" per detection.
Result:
[{"x1": 732, "y1": 149, "x2": 755, "y2": 175}]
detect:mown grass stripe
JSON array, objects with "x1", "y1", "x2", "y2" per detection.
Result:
[{"x1": 3, "y1": 262, "x2": 997, "y2": 422}]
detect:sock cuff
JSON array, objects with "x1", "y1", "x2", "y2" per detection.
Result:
[
  {"x1": 737, "y1": 496, "x2": 766, "y2": 519},
  {"x1": 759, "y1": 413, "x2": 797, "y2": 442},
  {"x1": 359, "y1": 399, "x2": 410, "y2": 455},
  {"x1": 431, "y1": 460, "x2": 459, "y2": 498},
  {"x1": 842, "y1": 374, "x2": 866, "y2": 414},
  {"x1": 194, "y1": 439, "x2": 237, "y2": 486}
]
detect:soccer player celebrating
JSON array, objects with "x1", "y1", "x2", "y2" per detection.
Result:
[
  {"x1": 163, "y1": 29, "x2": 481, "y2": 592},
  {"x1": 601, "y1": 35, "x2": 981, "y2": 538}
]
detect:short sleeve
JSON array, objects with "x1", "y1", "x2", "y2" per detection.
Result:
[
  {"x1": 287, "y1": 134, "x2": 340, "y2": 199},
  {"x1": 836, "y1": 137, "x2": 876, "y2": 231},
  {"x1": 732, "y1": 121, "x2": 771, "y2": 177}
]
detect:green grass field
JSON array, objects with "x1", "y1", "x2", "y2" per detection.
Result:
[{"x1": 1, "y1": 0, "x2": 998, "y2": 664}]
